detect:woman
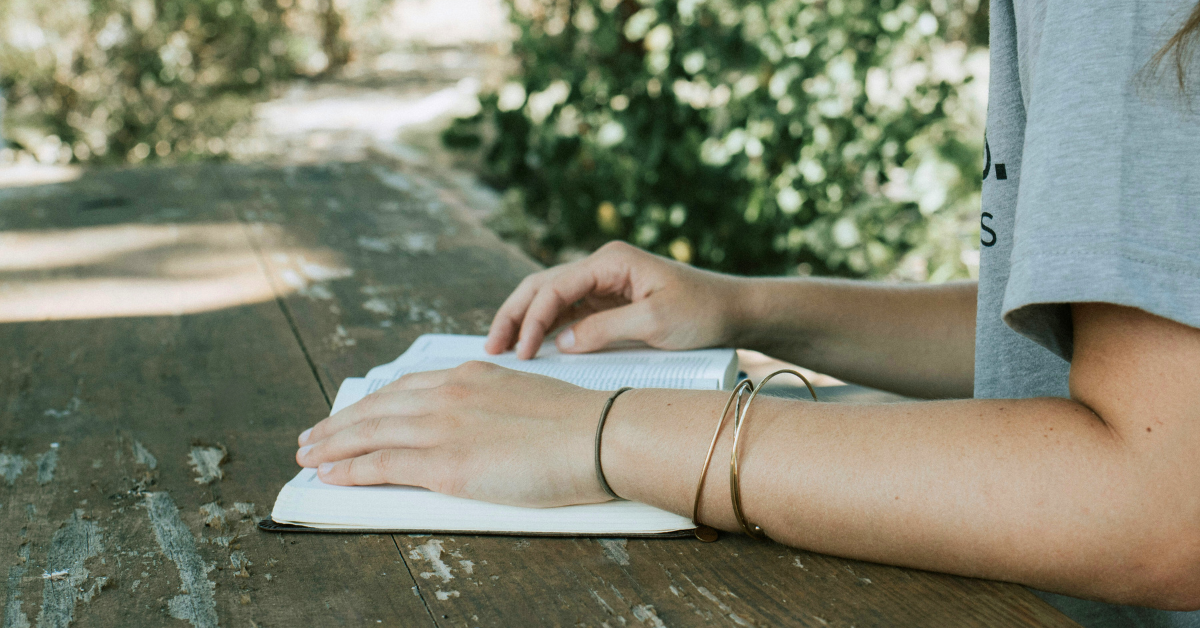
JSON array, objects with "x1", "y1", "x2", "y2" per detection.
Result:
[{"x1": 295, "y1": 1, "x2": 1200, "y2": 625}]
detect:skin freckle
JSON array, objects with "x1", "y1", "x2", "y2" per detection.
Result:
[{"x1": 1146, "y1": 427, "x2": 1152, "y2": 432}]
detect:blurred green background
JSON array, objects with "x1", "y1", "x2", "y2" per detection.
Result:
[{"x1": 0, "y1": 0, "x2": 987, "y2": 282}]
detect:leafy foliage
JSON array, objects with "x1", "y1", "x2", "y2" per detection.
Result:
[
  {"x1": 0, "y1": 0, "x2": 350, "y2": 164},
  {"x1": 451, "y1": 0, "x2": 988, "y2": 280}
]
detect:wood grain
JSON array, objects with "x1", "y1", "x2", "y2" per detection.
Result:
[{"x1": 0, "y1": 165, "x2": 434, "y2": 627}]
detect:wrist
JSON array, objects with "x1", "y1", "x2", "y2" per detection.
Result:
[
  {"x1": 717, "y1": 276, "x2": 756, "y2": 348},
  {"x1": 575, "y1": 388, "x2": 621, "y2": 504},
  {"x1": 726, "y1": 277, "x2": 829, "y2": 355},
  {"x1": 600, "y1": 388, "x2": 742, "y2": 530},
  {"x1": 723, "y1": 277, "x2": 785, "y2": 350},
  {"x1": 591, "y1": 387, "x2": 633, "y2": 501}
]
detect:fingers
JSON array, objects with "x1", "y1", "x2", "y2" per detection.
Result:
[
  {"x1": 515, "y1": 270, "x2": 605, "y2": 359},
  {"x1": 316, "y1": 448, "x2": 433, "y2": 487},
  {"x1": 557, "y1": 301, "x2": 655, "y2": 353},
  {"x1": 487, "y1": 243, "x2": 642, "y2": 358},
  {"x1": 485, "y1": 272, "x2": 544, "y2": 355},
  {"x1": 300, "y1": 381, "x2": 441, "y2": 446},
  {"x1": 296, "y1": 414, "x2": 434, "y2": 468}
]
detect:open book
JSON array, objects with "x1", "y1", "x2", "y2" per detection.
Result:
[{"x1": 265, "y1": 334, "x2": 739, "y2": 536}]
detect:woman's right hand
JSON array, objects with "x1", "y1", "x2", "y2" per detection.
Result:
[{"x1": 485, "y1": 241, "x2": 748, "y2": 359}]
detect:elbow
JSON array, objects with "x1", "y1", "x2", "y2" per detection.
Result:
[
  {"x1": 1115, "y1": 525, "x2": 1200, "y2": 611},
  {"x1": 1145, "y1": 547, "x2": 1200, "y2": 611}
]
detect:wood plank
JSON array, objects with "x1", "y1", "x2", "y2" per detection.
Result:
[
  {"x1": 0, "y1": 165, "x2": 434, "y2": 627},
  {"x1": 242, "y1": 159, "x2": 1079, "y2": 627}
]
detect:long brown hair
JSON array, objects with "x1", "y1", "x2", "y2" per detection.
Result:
[{"x1": 1148, "y1": 2, "x2": 1200, "y2": 93}]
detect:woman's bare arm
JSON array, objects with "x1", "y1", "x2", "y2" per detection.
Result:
[
  {"x1": 600, "y1": 303, "x2": 1200, "y2": 609},
  {"x1": 484, "y1": 242, "x2": 977, "y2": 399},
  {"x1": 730, "y1": 278, "x2": 977, "y2": 398},
  {"x1": 297, "y1": 302, "x2": 1200, "y2": 610}
]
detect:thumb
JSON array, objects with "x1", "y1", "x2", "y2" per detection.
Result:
[{"x1": 557, "y1": 301, "x2": 654, "y2": 353}]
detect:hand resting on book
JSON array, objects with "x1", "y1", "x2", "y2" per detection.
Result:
[{"x1": 296, "y1": 360, "x2": 620, "y2": 507}]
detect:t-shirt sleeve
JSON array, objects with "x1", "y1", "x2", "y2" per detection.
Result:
[{"x1": 1001, "y1": 1, "x2": 1200, "y2": 360}]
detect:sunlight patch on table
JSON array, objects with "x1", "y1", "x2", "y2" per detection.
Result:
[
  {"x1": 0, "y1": 222, "x2": 348, "y2": 322},
  {"x1": 0, "y1": 163, "x2": 82, "y2": 189}
]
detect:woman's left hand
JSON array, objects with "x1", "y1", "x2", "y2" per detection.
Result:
[{"x1": 294, "y1": 361, "x2": 612, "y2": 508}]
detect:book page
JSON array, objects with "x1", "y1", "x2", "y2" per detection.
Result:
[
  {"x1": 330, "y1": 378, "x2": 369, "y2": 414},
  {"x1": 362, "y1": 334, "x2": 736, "y2": 392},
  {"x1": 272, "y1": 469, "x2": 693, "y2": 534}
]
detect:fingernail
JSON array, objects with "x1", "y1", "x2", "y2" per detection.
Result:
[
  {"x1": 298, "y1": 445, "x2": 313, "y2": 458},
  {"x1": 299, "y1": 428, "x2": 312, "y2": 444},
  {"x1": 318, "y1": 462, "x2": 334, "y2": 475},
  {"x1": 558, "y1": 328, "x2": 576, "y2": 349}
]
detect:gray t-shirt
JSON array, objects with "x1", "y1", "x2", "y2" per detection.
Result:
[{"x1": 976, "y1": 0, "x2": 1200, "y2": 626}]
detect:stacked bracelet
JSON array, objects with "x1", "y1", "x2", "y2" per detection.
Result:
[
  {"x1": 594, "y1": 387, "x2": 633, "y2": 500},
  {"x1": 729, "y1": 369, "x2": 817, "y2": 541},
  {"x1": 690, "y1": 379, "x2": 754, "y2": 542},
  {"x1": 604, "y1": 370, "x2": 818, "y2": 541}
]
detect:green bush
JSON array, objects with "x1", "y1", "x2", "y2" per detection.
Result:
[
  {"x1": 0, "y1": 0, "x2": 350, "y2": 164},
  {"x1": 451, "y1": 0, "x2": 988, "y2": 280}
]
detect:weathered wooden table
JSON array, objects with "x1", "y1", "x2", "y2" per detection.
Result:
[{"x1": 0, "y1": 162, "x2": 1078, "y2": 627}]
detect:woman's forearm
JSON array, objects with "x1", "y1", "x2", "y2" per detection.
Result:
[
  {"x1": 601, "y1": 388, "x2": 1196, "y2": 610},
  {"x1": 727, "y1": 278, "x2": 978, "y2": 398},
  {"x1": 304, "y1": 303, "x2": 1200, "y2": 609},
  {"x1": 601, "y1": 304, "x2": 1200, "y2": 610}
]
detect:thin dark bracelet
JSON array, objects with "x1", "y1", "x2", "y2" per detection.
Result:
[{"x1": 595, "y1": 387, "x2": 634, "y2": 500}]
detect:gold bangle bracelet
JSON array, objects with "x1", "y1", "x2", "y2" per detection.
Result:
[
  {"x1": 730, "y1": 369, "x2": 818, "y2": 541},
  {"x1": 690, "y1": 379, "x2": 753, "y2": 542}
]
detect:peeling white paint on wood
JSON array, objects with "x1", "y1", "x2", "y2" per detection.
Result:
[
  {"x1": 132, "y1": 441, "x2": 157, "y2": 469},
  {"x1": 692, "y1": 584, "x2": 730, "y2": 612},
  {"x1": 3, "y1": 544, "x2": 31, "y2": 628},
  {"x1": 631, "y1": 604, "x2": 666, "y2": 628},
  {"x1": 78, "y1": 578, "x2": 107, "y2": 603},
  {"x1": 230, "y1": 551, "x2": 251, "y2": 577},
  {"x1": 683, "y1": 576, "x2": 752, "y2": 627},
  {"x1": 589, "y1": 589, "x2": 616, "y2": 616},
  {"x1": 362, "y1": 298, "x2": 395, "y2": 316},
  {"x1": 408, "y1": 540, "x2": 453, "y2": 583},
  {"x1": 330, "y1": 325, "x2": 357, "y2": 348},
  {"x1": 187, "y1": 447, "x2": 225, "y2": 485},
  {"x1": 198, "y1": 503, "x2": 226, "y2": 529},
  {"x1": 356, "y1": 236, "x2": 391, "y2": 253},
  {"x1": 398, "y1": 233, "x2": 436, "y2": 255},
  {"x1": 35, "y1": 446, "x2": 58, "y2": 485},
  {"x1": 598, "y1": 539, "x2": 630, "y2": 566},
  {"x1": 143, "y1": 493, "x2": 218, "y2": 628},
  {"x1": 35, "y1": 510, "x2": 103, "y2": 628},
  {"x1": 298, "y1": 260, "x2": 353, "y2": 282},
  {"x1": 0, "y1": 454, "x2": 27, "y2": 485},
  {"x1": 43, "y1": 398, "x2": 81, "y2": 419}
]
